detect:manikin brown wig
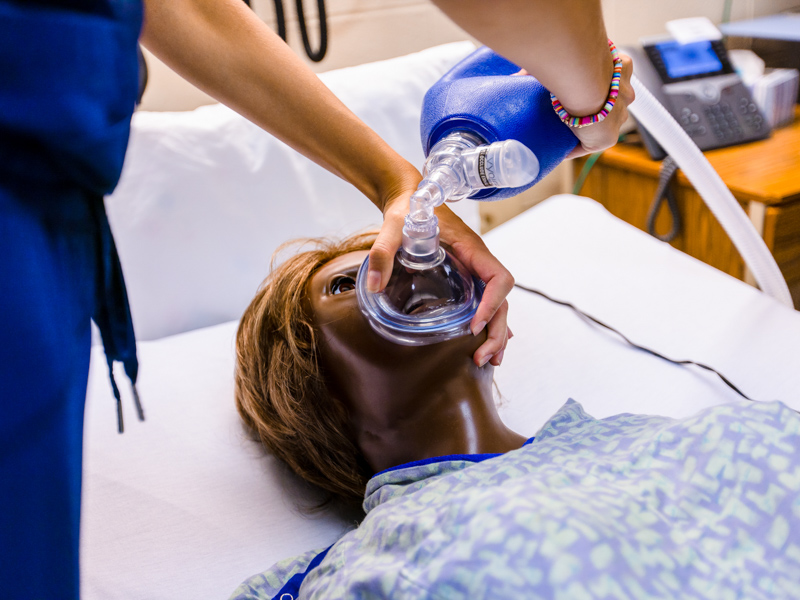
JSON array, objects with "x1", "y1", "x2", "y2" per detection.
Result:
[{"x1": 235, "y1": 233, "x2": 376, "y2": 505}]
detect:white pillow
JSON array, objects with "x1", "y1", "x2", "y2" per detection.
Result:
[{"x1": 106, "y1": 42, "x2": 478, "y2": 341}]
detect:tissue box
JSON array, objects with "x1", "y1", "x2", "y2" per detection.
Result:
[{"x1": 752, "y1": 68, "x2": 800, "y2": 129}]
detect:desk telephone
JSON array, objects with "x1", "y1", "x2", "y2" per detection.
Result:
[{"x1": 625, "y1": 36, "x2": 771, "y2": 159}]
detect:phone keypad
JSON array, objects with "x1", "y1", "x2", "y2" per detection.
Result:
[
  {"x1": 704, "y1": 103, "x2": 743, "y2": 141},
  {"x1": 739, "y1": 97, "x2": 765, "y2": 132},
  {"x1": 679, "y1": 107, "x2": 706, "y2": 138},
  {"x1": 664, "y1": 79, "x2": 769, "y2": 150}
]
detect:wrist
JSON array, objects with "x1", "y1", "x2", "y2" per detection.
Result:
[
  {"x1": 557, "y1": 49, "x2": 615, "y2": 117},
  {"x1": 551, "y1": 40, "x2": 622, "y2": 127},
  {"x1": 373, "y1": 159, "x2": 421, "y2": 215}
]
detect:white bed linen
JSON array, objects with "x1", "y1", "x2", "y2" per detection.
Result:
[
  {"x1": 82, "y1": 194, "x2": 800, "y2": 600},
  {"x1": 489, "y1": 195, "x2": 800, "y2": 433}
]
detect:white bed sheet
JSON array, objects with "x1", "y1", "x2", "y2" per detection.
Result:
[
  {"x1": 81, "y1": 194, "x2": 800, "y2": 599},
  {"x1": 489, "y1": 195, "x2": 800, "y2": 435}
]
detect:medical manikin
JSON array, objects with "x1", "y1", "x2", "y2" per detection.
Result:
[{"x1": 231, "y1": 233, "x2": 800, "y2": 600}]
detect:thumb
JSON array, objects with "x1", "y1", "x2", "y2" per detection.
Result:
[{"x1": 367, "y1": 200, "x2": 406, "y2": 292}]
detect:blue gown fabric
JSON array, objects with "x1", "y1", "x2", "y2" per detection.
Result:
[{"x1": 0, "y1": 1, "x2": 142, "y2": 597}]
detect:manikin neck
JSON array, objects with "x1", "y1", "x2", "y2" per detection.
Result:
[{"x1": 349, "y1": 360, "x2": 527, "y2": 474}]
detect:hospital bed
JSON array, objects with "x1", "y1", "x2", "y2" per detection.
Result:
[{"x1": 81, "y1": 42, "x2": 800, "y2": 599}]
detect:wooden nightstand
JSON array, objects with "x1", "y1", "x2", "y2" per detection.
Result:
[{"x1": 576, "y1": 107, "x2": 800, "y2": 308}]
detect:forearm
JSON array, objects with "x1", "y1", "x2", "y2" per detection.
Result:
[
  {"x1": 140, "y1": 0, "x2": 418, "y2": 209},
  {"x1": 432, "y1": 0, "x2": 612, "y2": 117}
]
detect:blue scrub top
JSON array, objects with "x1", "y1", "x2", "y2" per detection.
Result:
[
  {"x1": 0, "y1": 0, "x2": 142, "y2": 200},
  {"x1": 0, "y1": 0, "x2": 144, "y2": 411},
  {"x1": 0, "y1": 4, "x2": 144, "y2": 596}
]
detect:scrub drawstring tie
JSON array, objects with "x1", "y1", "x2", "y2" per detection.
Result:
[
  {"x1": 107, "y1": 361, "x2": 144, "y2": 434},
  {"x1": 90, "y1": 196, "x2": 144, "y2": 433}
]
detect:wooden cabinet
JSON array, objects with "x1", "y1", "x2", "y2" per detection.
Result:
[{"x1": 576, "y1": 108, "x2": 800, "y2": 308}]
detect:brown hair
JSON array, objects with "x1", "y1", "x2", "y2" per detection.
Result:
[{"x1": 235, "y1": 233, "x2": 377, "y2": 505}]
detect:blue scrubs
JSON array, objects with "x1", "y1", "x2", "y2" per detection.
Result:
[{"x1": 0, "y1": 1, "x2": 142, "y2": 597}]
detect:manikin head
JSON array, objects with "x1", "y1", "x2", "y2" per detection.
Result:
[{"x1": 235, "y1": 234, "x2": 504, "y2": 504}]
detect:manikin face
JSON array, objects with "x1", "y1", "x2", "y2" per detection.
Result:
[{"x1": 305, "y1": 251, "x2": 487, "y2": 413}]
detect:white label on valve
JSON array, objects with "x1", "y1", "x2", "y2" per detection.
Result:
[
  {"x1": 477, "y1": 148, "x2": 491, "y2": 187},
  {"x1": 477, "y1": 148, "x2": 499, "y2": 187}
]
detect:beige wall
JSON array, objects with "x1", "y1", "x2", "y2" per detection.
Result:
[
  {"x1": 139, "y1": 0, "x2": 471, "y2": 111},
  {"x1": 140, "y1": 0, "x2": 800, "y2": 112},
  {"x1": 604, "y1": 0, "x2": 799, "y2": 46},
  {"x1": 137, "y1": 0, "x2": 799, "y2": 231}
]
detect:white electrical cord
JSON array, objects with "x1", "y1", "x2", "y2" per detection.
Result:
[{"x1": 628, "y1": 75, "x2": 793, "y2": 308}]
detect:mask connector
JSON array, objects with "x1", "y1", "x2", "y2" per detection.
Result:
[{"x1": 400, "y1": 131, "x2": 539, "y2": 271}]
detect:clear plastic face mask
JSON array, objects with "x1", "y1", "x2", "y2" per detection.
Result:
[{"x1": 356, "y1": 249, "x2": 483, "y2": 346}]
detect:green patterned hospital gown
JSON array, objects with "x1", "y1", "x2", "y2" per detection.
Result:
[{"x1": 231, "y1": 399, "x2": 800, "y2": 599}]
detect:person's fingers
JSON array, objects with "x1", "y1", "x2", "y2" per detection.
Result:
[
  {"x1": 620, "y1": 53, "x2": 634, "y2": 96},
  {"x1": 616, "y1": 54, "x2": 635, "y2": 116},
  {"x1": 436, "y1": 206, "x2": 514, "y2": 333},
  {"x1": 488, "y1": 326, "x2": 510, "y2": 366},
  {"x1": 432, "y1": 205, "x2": 514, "y2": 365},
  {"x1": 474, "y1": 299, "x2": 508, "y2": 367},
  {"x1": 470, "y1": 265, "x2": 514, "y2": 336},
  {"x1": 570, "y1": 122, "x2": 613, "y2": 156},
  {"x1": 367, "y1": 198, "x2": 406, "y2": 292},
  {"x1": 616, "y1": 105, "x2": 630, "y2": 130},
  {"x1": 489, "y1": 348, "x2": 505, "y2": 367},
  {"x1": 565, "y1": 108, "x2": 629, "y2": 160},
  {"x1": 566, "y1": 144, "x2": 592, "y2": 160},
  {"x1": 366, "y1": 163, "x2": 421, "y2": 292}
]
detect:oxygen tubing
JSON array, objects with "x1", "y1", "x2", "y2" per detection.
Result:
[{"x1": 627, "y1": 75, "x2": 793, "y2": 308}]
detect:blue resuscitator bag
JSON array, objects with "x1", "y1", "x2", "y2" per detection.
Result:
[{"x1": 420, "y1": 46, "x2": 580, "y2": 201}]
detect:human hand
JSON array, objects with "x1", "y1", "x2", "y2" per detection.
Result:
[
  {"x1": 365, "y1": 165, "x2": 422, "y2": 294},
  {"x1": 368, "y1": 185, "x2": 514, "y2": 368},
  {"x1": 511, "y1": 52, "x2": 634, "y2": 160},
  {"x1": 436, "y1": 205, "x2": 514, "y2": 368},
  {"x1": 565, "y1": 51, "x2": 635, "y2": 159}
]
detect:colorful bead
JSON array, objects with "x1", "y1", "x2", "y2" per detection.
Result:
[{"x1": 550, "y1": 39, "x2": 623, "y2": 129}]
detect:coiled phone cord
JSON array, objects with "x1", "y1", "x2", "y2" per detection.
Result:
[{"x1": 646, "y1": 156, "x2": 682, "y2": 242}]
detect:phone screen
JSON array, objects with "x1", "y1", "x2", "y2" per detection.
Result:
[{"x1": 656, "y1": 40, "x2": 723, "y2": 79}]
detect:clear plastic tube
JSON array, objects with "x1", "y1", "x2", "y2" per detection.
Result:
[
  {"x1": 628, "y1": 75, "x2": 792, "y2": 308},
  {"x1": 401, "y1": 132, "x2": 539, "y2": 269}
]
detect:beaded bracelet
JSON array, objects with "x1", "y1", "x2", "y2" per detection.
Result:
[{"x1": 550, "y1": 40, "x2": 623, "y2": 128}]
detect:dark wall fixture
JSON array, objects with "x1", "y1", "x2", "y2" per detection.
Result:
[
  {"x1": 243, "y1": 0, "x2": 328, "y2": 62},
  {"x1": 272, "y1": 0, "x2": 287, "y2": 41},
  {"x1": 137, "y1": 45, "x2": 148, "y2": 105},
  {"x1": 294, "y1": 0, "x2": 328, "y2": 62}
]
